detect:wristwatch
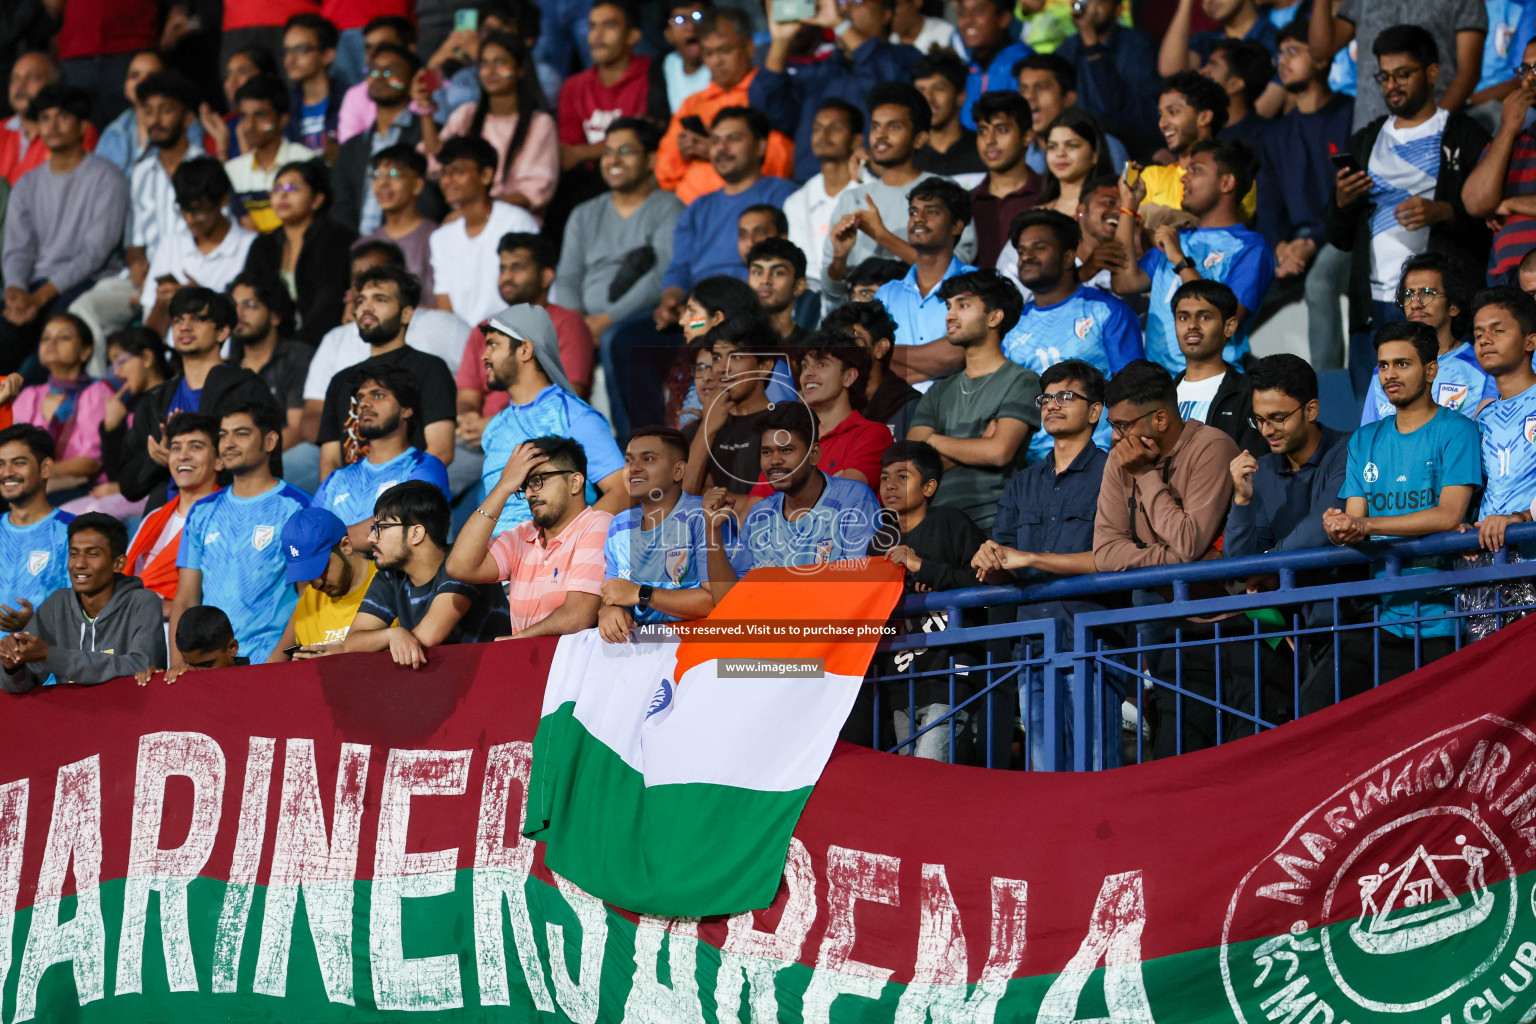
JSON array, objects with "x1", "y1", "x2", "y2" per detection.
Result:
[
  {"x1": 637, "y1": 584, "x2": 654, "y2": 608},
  {"x1": 1174, "y1": 256, "x2": 1197, "y2": 273}
]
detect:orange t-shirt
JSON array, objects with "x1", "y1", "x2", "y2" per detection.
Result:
[{"x1": 654, "y1": 69, "x2": 794, "y2": 205}]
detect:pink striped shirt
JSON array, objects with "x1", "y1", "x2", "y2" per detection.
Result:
[{"x1": 489, "y1": 505, "x2": 612, "y2": 633}]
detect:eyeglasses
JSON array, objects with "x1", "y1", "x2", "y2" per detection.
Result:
[
  {"x1": 283, "y1": 43, "x2": 317, "y2": 56},
  {"x1": 368, "y1": 67, "x2": 403, "y2": 80},
  {"x1": 515, "y1": 470, "x2": 576, "y2": 498},
  {"x1": 369, "y1": 520, "x2": 404, "y2": 537},
  {"x1": 272, "y1": 182, "x2": 304, "y2": 193},
  {"x1": 1034, "y1": 389, "x2": 1090, "y2": 408},
  {"x1": 669, "y1": 10, "x2": 704, "y2": 26},
  {"x1": 1519, "y1": 62, "x2": 1536, "y2": 77},
  {"x1": 370, "y1": 166, "x2": 409, "y2": 181},
  {"x1": 1108, "y1": 409, "x2": 1157, "y2": 436},
  {"x1": 692, "y1": 363, "x2": 717, "y2": 376},
  {"x1": 1400, "y1": 285, "x2": 1441, "y2": 305},
  {"x1": 1278, "y1": 44, "x2": 1308, "y2": 60},
  {"x1": 1247, "y1": 405, "x2": 1304, "y2": 431},
  {"x1": 1372, "y1": 65, "x2": 1424, "y2": 85}
]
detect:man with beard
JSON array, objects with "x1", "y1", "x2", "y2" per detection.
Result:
[
  {"x1": 1000, "y1": 209, "x2": 1141, "y2": 459},
  {"x1": 313, "y1": 365, "x2": 450, "y2": 552},
  {"x1": 913, "y1": 51, "x2": 986, "y2": 178},
  {"x1": 822, "y1": 82, "x2": 979, "y2": 303},
  {"x1": 1113, "y1": 137, "x2": 1273, "y2": 374},
  {"x1": 455, "y1": 234, "x2": 594, "y2": 436},
  {"x1": 226, "y1": 272, "x2": 311, "y2": 449},
  {"x1": 906, "y1": 269, "x2": 1040, "y2": 531},
  {"x1": 123, "y1": 413, "x2": 222, "y2": 613},
  {"x1": 169, "y1": 402, "x2": 311, "y2": 668},
  {"x1": 0, "y1": 425, "x2": 74, "y2": 633},
  {"x1": 271, "y1": 506, "x2": 384, "y2": 659},
  {"x1": 1359, "y1": 254, "x2": 1494, "y2": 425},
  {"x1": 782, "y1": 101, "x2": 863, "y2": 303},
  {"x1": 703, "y1": 401, "x2": 880, "y2": 597},
  {"x1": 1328, "y1": 25, "x2": 1490, "y2": 388},
  {"x1": 1014, "y1": 54, "x2": 1132, "y2": 181},
  {"x1": 347, "y1": 480, "x2": 510, "y2": 667},
  {"x1": 316, "y1": 265, "x2": 457, "y2": 481},
  {"x1": 0, "y1": 52, "x2": 100, "y2": 186},
  {"x1": 330, "y1": 44, "x2": 442, "y2": 236},
  {"x1": 1309, "y1": 320, "x2": 1482, "y2": 707},
  {"x1": 124, "y1": 73, "x2": 203, "y2": 298},
  {"x1": 476, "y1": 305, "x2": 627, "y2": 534},
  {"x1": 1257, "y1": 18, "x2": 1354, "y2": 370},
  {"x1": 118, "y1": 288, "x2": 278, "y2": 509},
  {"x1": 447, "y1": 436, "x2": 610, "y2": 639},
  {"x1": 1134, "y1": 71, "x2": 1238, "y2": 228},
  {"x1": 1002, "y1": 173, "x2": 1133, "y2": 293},
  {"x1": 869, "y1": 179, "x2": 977, "y2": 385}
]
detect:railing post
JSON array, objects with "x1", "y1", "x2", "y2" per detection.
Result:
[
  {"x1": 1040, "y1": 620, "x2": 1060, "y2": 772},
  {"x1": 1072, "y1": 616, "x2": 1092, "y2": 772}
]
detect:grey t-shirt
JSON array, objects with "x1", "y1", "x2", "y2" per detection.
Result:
[
  {"x1": 819, "y1": 171, "x2": 979, "y2": 300},
  {"x1": 552, "y1": 188, "x2": 683, "y2": 324},
  {"x1": 909, "y1": 359, "x2": 1042, "y2": 531},
  {"x1": 1338, "y1": 0, "x2": 1487, "y2": 131}
]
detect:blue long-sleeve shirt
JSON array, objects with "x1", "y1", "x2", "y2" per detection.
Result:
[
  {"x1": 1053, "y1": 26, "x2": 1160, "y2": 156},
  {"x1": 660, "y1": 176, "x2": 799, "y2": 293},
  {"x1": 958, "y1": 38, "x2": 1033, "y2": 130},
  {"x1": 1224, "y1": 426, "x2": 1351, "y2": 558},
  {"x1": 749, "y1": 38, "x2": 923, "y2": 184},
  {"x1": 1255, "y1": 92, "x2": 1354, "y2": 247}
]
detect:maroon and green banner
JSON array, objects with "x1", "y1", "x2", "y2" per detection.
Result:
[{"x1": 2, "y1": 615, "x2": 1536, "y2": 1022}]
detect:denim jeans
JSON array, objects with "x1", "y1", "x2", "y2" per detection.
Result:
[{"x1": 1303, "y1": 242, "x2": 1351, "y2": 370}]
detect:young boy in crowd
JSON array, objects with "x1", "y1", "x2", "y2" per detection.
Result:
[
  {"x1": 137, "y1": 606, "x2": 248, "y2": 685},
  {"x1": 870, "y1": 440, "x2": 988, "y2": 762}
]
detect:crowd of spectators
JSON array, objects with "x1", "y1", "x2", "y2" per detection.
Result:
[{"x1": 4, "y1": 0, "x2": 1536, "y2": 763}]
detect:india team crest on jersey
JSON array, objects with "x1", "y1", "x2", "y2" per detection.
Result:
[
  {"x1": 664, "y1": 547, "x2": 688, "y2": 584},
  {"x1": 26, "y1": 551, "x2": 47, "y2": 576},
  {"x1": 1524, "y1": 415, "x2": 1536, "y2": 444},
  {"x1": 1203, "y1": 251, "x2": 1226, "y2": 271},
  {"x1": 816, "y1": 539, "x2": 833, "y2": 564},
  {"x1": 1074, "y1": 316, "x2": 1094, "y2": 340},
  {"x1": 251, "y1": 525, "x2": 275, "y2": 551},
  {"x1": 1436, "y1": 382, "x2": 1471, "y2": 410}
]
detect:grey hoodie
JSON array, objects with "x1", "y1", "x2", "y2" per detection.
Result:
[{"x1": 1, "y1": 574, "x2": 167, "y2": 692}]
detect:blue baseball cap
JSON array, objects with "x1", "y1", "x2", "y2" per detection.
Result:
[{"x1": 282, "y1": 506, "x2": 348, "y2": 584}]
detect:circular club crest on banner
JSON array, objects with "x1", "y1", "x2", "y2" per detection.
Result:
[{"x1": 1222, "y1": 717, "x2": 1536, "y2": 1023}]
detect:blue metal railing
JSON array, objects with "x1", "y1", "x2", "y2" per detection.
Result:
[{"x1": 863, "y1": 523, "x2": 1536, "y2": 771}]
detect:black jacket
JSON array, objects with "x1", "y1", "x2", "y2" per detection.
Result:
[
  {"x1": 242, "y1": 217, "x2": 357, "y2": 346},
  {"x1": 1325, "y1": 110, "x2": 1491, "y2": 334},
  {"x1": 329, "y1": 115, "x2": 448, "y2": 233},
  {"x1": 1174, "y1": 363, "x2": 1266, "y2": 459},
  {"x1": 119, "y1": 364, "x2": 282, "y2": 508}
]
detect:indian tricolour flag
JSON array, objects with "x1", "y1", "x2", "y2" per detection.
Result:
[{"x1": 524, "y1": 559, "x2": 904, "y2": 918}]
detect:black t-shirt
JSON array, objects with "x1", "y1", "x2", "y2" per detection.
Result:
[
  {"x1": 318, "y1": 346, "x2": 458, "y2": 464},
  {"x1": 864, "y1": 372, "x2": 922, "y2": 430},
  {"x1": 708, "y1": 407, "x2": 771, "y2": 494},
  {"x1": 914, "y1": 132, "x2": 986, "y2": 177},
  {"x1": 358, "y1": 560, "x2": 511, "y2": 644},
  {"x1": 232, "y1": 338, "x2": 313, "y2": 412}
]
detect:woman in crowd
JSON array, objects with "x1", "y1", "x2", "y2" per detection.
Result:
[
  {"x1": 419, "y1": 32, "x2": 558, "y2": 219},
  {"x1": 1036, "y1": 110, "x2": 1115, "y2": 219},
  {"x1": 241, "y1": 159, "x2": 357, "y2": 346},
  {"x1": 11, "y1": 315, "x2": 115, "y2": 500},
  {"x1": 62, "y1": 328, "x2": 172, "y2": 519}
]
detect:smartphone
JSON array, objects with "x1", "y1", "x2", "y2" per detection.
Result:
[
  {"x1": 680, "y1": 114, "x2": 707, "y2": 137},
  {"x1": 282, "y1": 645, "x2": 304, "y2": 657},
  {"x1": 1121, "y1": 162, "x2": 1141, "y2": 188},
  {"x1": 1330, "y1": 152, "x2": 1364, "y2": 175},
  {"x1": 771, "y1": 0, "x2": 817, "y2": 21},
  {"x1": 453, "y1": 7, "x2": 479, "y2": 32},
  {"x1": 418, "y1": 67, "x2": 443, "y2": 93}
]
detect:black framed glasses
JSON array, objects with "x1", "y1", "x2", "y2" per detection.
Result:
[
  {"x1": 1372, "y1": 65, "x2": 1423, "y2": 85},
  {"x1": 370, "y1": 520, "x2": 405, "y2": 537},
  {"x1": 1034, "y1": 390, "x2": 1089, "y2": 409},
  {"x1": 1248, "y1": 405, "x2": 1304, "y2": 431},
  {"x1": 669, "y1": 10, "x2": 703, "y2": 26},
  {"x1": 515, "y1": 470, "x2": 576, "y2": 499},
  {"x1": 1108, "y1": 409, "x2": 1157, "y2": 436}
]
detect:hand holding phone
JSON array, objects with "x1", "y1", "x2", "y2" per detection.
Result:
[{"x1": 1329, "y1": 152, "x2": 1363, "y2": 176}]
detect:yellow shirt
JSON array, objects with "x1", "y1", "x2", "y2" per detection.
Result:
[
  {"x1": 1139, "y1": 162, "x2": 1258, "y2": 224},
  {"x1": 294, "y1": 561, "x2": 379, "y2": 647}
]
